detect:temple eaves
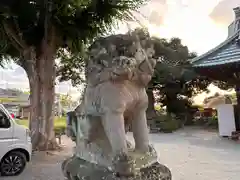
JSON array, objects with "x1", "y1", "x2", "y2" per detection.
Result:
[{"x1": 190, "y1": 7, "x2": 240, "y2": 68}]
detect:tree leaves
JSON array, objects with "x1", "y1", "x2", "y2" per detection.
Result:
[
  {"x1": 0, "y1": 0, "x2": 146, "y2": 59},
  {"x1": 150, "y1": 35, "x2": 211, "y2": 114},
  {"x1": 56, "y1": 48, "x2": 86, "y2": 86}
]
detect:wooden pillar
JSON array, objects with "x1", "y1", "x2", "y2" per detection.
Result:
[
  {"x1": 236, "y1": 84, "x2": 240, "y2": 105},
  {"x1": 234, "y1": 84, "x2": 240, "y2": 131}
]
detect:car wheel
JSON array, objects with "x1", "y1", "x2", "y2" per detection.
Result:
[{"x1": 0, "y1": 151, "x2": 27, "y2": 176}]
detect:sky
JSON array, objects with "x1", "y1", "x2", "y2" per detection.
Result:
[{"x1": 1, "y1": 0, "x2": 240, "y2": 102}]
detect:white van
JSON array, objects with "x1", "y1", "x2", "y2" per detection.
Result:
[{"x1": 0, "y1": 104, "x2": 32, "y2": 176}]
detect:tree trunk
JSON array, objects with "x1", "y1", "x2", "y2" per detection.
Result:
[
  {"x1": 39, "y1": 42, "x2": 57, "y2": 151},
  {"x1": 24, "y1": 45, "x2": 57, "y2": 151},
  {"x1": 146, "y1": 89, "x2": 157, "y2": 120},
  {"x1": 28, "y1": 65, "x2": 41, "y2": 149},
  {"x1": 235, "y1": 85, "x2": 240, "y2": 105}
]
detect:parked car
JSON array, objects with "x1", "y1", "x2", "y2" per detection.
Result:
[{"x1": 0, "y1": 104, "x2": 32, "y2": 176}]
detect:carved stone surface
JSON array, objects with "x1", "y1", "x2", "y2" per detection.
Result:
[
  {"x1": 63, "y1": 29, "x2": 171, "y2": 179},
  {"x1": 62, "y1": 155, "x2": 172, "y2": 180}
]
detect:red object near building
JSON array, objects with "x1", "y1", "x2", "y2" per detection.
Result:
[
  {"x1": 11, "y1": 113, "x2": 15, "y2": 118},
  {"x1": 202, "y1": 108, "x2": 216, "y2": 117}
]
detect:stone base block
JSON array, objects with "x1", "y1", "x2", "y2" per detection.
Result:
[{"x1": 62, "y1": 156, "x2": 171, "y2": 180}]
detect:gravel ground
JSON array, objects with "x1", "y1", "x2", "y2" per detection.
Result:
[{"x1": 2, "y1": 127, "x2": 240, "y2": 180}]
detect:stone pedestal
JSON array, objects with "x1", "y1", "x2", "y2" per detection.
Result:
[{"x1": 62, "y1": 156, "x2": 172, "y2": 180}]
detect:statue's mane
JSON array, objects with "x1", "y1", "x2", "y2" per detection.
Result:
[
  {"x1": 89, "y1": 33, "x2": 153, "y2": 58},
  {"x1": 86, "y1": 32, "x2": 155, "y2": 86}
]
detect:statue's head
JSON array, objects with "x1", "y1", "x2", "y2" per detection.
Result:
[{"x1": 86, "y1": 30, "x2": 157, "y2": 86}]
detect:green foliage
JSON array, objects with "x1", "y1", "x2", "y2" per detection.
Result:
[
  {"x1": 154, "y1": 104, "x2": 161, "y2": 111},
  {"x1": 0, "y1": 0, "x2": 146, "y2": 66},
  {"x1": 149, "y1": 36, "x2": 211, "y2": 116},
  {"x1": 193, "y1": 116, "x2": 218, "y2": 129},
  {"x1": 23, "y1": 91, "x2": 30, "y2": 95},
  {"x1": 16, "y1": 116, "x2": 66, "y2": 130},
  {"x1": 59, "y1": 93, "x2": 74, "y2": 108},
  {"x1": 206, "y1": 116, "x2": 218, "y2": 128},
  {"x1": 158, "y1": 114, "x2": 180, "y2": 133},
  {"x1": 56, "y1": 49, "x2": 86, "y2": 86}
]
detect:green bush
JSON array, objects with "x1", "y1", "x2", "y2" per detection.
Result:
[
  {"x1": 155, "y1": 113, "x2": 167, "y2": 121},
  {"x1": 15, "y1": 116, "x2": 67, "y2": 134},
  {"x1": 205, "y1": 116, "x2": 218, "y2": 128},
  {"x1": 157, "y1": 114, "x2": 180, "y2": 133},
  {"x1": 193, "y1": 115, "x2": 218, "y2": 129},
  {"x1": 155, "y1": 104, "x2": 162, "y2": 111}
]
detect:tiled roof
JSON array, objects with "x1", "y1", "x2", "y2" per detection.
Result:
[{"x1": 190, "y1": 30, "x2": 240, "y2": 67}]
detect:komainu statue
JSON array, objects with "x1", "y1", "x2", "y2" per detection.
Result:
[{"x1": 62, "y1": 30, "x2": 171, "y2": 180}]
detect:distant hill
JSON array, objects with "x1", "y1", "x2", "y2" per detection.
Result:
[
  {"x1": 0, "y1": 88, "x2": 29, "y2": 106},
  {"x1": 0, "y1": 88, "x2": 78, "y2": 113}
]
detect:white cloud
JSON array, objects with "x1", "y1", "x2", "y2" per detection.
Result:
[
  {"x1": 209, "y1": 0, "x2": 240, "y2": 25},
  {"x1": 116, "y1": 0, "x2": 230, "y2": 54}
]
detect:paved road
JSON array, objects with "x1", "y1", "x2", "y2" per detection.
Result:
[{"x1": 2, "y1": 127, "x2": 240, "y2": 180}]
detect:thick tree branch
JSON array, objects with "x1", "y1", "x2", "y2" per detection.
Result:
[{"x1": 2, "y1": 21, "x2": 27, "y2": 52}]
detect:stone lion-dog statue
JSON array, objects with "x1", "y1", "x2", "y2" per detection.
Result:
[{"x1": 63, "y1": 30, "x2": 171, "y2": 179}]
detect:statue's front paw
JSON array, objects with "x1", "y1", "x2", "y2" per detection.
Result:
[
  {"x1": 148, "y1": 144, "x2": 156, "y2": 153},
  {"x1": 146, "y1": 144, "x2": 158, "y2": 158},
  {"x1": 112, "y1": 152, "x2": 136, "y2": 177}
]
